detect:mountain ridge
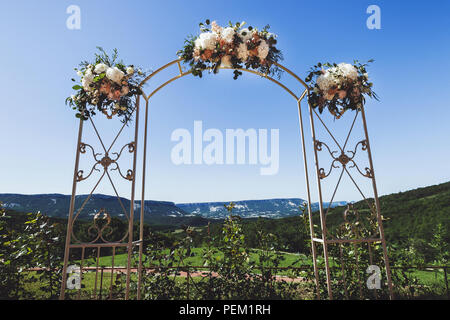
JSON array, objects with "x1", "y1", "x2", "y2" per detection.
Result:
[{"x1": 0, "y1": 193, "x2": 346, "y2": 221}]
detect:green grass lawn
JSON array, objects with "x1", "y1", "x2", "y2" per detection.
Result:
[{"x1": 79, "y1": 247, "x2": 312, "y2": 270}]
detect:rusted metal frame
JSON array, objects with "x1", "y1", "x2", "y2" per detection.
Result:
[
  {"x1": 313, "y1": 237, "x2": 382, "y2": 244},
  {"x1": 342, "y1": 112, "x2": 359, "y2": 151},
  {"x1": 88, "y1": 116, "x2": 108, "y2": 153},
  {"x1": 296, "y1": 96, "x2": 320, "y2": 299},
  {"x1": 307, "y1": 101, "x2": 334, "y2": 300},
  {"x1": 312, "y1": 108, "x2": 344, "y2": 154},
  {"x1": 141, "y1": 59, "x2": 301, "y2": 102},
  {"x1": 70, "y1": 171, "x2": 106, "y2": 235},
  {"x1": 360, "y1": 106, "x2": 394, "y2": 300},
  {"x1": 343, "y1": 167, "x2": 374, "y2": 210},
  {"x1": 105, "y1": 170, "x2": 131, "y2": 223},
  {"x1": 109, "y1": 246, "x2": 115, "y2": 299},
  {"x1": 61, "y1": 100, "x2": 138, "y2": 299},
  {"x1": 444, "y1": 267, "x2": 449, "y2": 299},
  {"x1": 137, "y1": 59, "x2": 314, "y2": 300},
  {"x1": 137, "y1": 96, "x2": 149, "y2": 300},
  {"x1": 93, "y1": 246, "x2": 100, "y2": 299},
  {"x1": 60, "y1": 118, "x2": 84, "y2": 300},
  {"x1": 324, "y1": 167, "x2": 345, "y2": 220},
  {"x1": 106, "y1": 117, "x2": 130, "y2": 154},
  {"x1": 69, "y1": 242, "x2": 133, "y2": 248},
  {"x1": 125, "y1": 96, "x2": 140, "y2": 300},
  {"x1": 99, "y1": 267, "x2": 104, "y2": 299}
]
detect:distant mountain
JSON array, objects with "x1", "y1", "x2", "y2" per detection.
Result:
[
  {"x1": 0, "y1": 193, "x2": 189, "y2": 221},
  {"x1": 0, "y1": 193, "x2": 347, "y2": 222},
  {"x1": 176, "y1": 199, "x2": 347, "y2": 219}
]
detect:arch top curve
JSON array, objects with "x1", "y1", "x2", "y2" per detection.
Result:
[{"x1": 139, "y1": 58, "x2": 309, "y2": 103}]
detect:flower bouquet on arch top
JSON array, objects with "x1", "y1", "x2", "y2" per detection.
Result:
[
  {"x1": 177, "y1": 19, "x2": 283, "y2": 80},
  {"x1": 66, "y1": 47, "x2": 148, "y2": 123},
  {"x1": 305, "y1": 60, "x2": 378, "y2": 119}
]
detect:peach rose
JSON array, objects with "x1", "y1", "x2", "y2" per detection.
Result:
[
  {"x1": 338, "y1": 90, "x2": 347, "y2": 99},
  {"x1": 201, "y1": 49, "x2": 213, "y2": 60},
  {"x1": 100, "y1": 81, "x2": 111, "y2": 94}
]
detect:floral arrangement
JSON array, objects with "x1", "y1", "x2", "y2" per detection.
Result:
[
  {"x1": 66, "y1": 47, "x2": 147, "y2": 123},
  {"x1": 177, "y1": 19, "x2": 283, "y2": 80},
  {"x1": 305, "y1": 60, "x2": 378, "y2": 118}
]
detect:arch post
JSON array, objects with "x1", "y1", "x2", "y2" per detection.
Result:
[
  {"x1": 59, "y1": 102, "x2": 141, "y2": 300},
  {"x1": 306, "y1": 102, "x2": 394, "y2": 300}
]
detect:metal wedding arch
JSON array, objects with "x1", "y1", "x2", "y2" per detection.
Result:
[{"x1": 60, "y1": 57, "x2": 394, "y2": 300}]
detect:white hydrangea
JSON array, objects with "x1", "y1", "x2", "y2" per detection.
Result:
[
  {"x1": 194, "y1": 32, "x2": 218, "y2": 50},
  {"x1": 316, "y1": 71, "x2": 337, "y2": 92},
  {"x1": 237, "y1": 43, "x2": 249, "y2": 61},
  {"x1": 317, "y1": 63, "x2": 358, "y2": 93},
  {"x1": 257, "y1": 40, "x2": 269, "y2": 60},
  {"x1": 106, "y1": 67, "x2": 125, "y2": 84},
  {"x1": 239, "y1": 28, "x2": 254, "y2": 42},
  {"x1": 337, "y1": 63, "x2": 358, "y2": 81},
  {"x1": 94, "y1": 63, "x2": 108, "y2": 74},
  {"x1": 81, "y1": 69, "x2": 94, "y2": 91},
  {"x1": 221, "y1": 27, "x2": 235, "y2": 43}
]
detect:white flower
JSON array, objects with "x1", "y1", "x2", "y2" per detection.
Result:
[
  {"x1": 81, "y1": 69, "x2": 94, "y2": 91},
  {"x1": 211, "y1": 21, "x2": 222, "y2": 34},
  {"x1": 106, "y1": 67, "x2": 125, "y2": 84},
  {"x1": 77, "y1": 70, "x2": 83, "y2": 77},
  {"x1": 94, "y1": 63, "x2": 108, "y2": 74},
  {"x1": 237, "y1": 43, "x2": 249, "y2": 61},
  {"x1": 239, "y1": 28, "x2": 254, "y2": 42},
  {"x1": 194, "y1": 32, "x2": 218, "y2": 50},
  {"x1": 316, "y1": 71, "x2": 337, "y2": 92},
  {"x1": 221, "y1": 27, "x2": 235, "y2": 43},
  {"x1": 220, "y1": 55, "x2": 232, "y2": 68},
  {"x1": 337, "y1": 63, "x2": 358, "y2": 81},
  {"x1": 257, "y1": 40, "x2": 269, "y2": 60},
  {"x1": 126, "y1": 66, "x2": 134, "y2": 75}
]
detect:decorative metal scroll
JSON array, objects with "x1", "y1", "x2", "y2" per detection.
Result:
[
  {"x1": 307, "y1": 104, "x2": 394, "y2": 300},
  {"x1": 60, "y1": 101, "x2": 140, "y2": 300}
]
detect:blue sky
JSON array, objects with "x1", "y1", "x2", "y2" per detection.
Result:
[{"x1": 0, "y1": 0, "x2": 449, "y2": 203}]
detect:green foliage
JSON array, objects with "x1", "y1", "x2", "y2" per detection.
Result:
[{"x1": 0, "y1": 209, "x2": 65, "y2": 299}]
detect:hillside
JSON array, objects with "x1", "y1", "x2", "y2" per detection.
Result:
[{"x1": 229, "y1": 181, "x2": 450, "y2": 253}]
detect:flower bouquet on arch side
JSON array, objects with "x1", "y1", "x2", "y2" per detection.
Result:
[
  {"x1": 177, "y1": 19, "x2": 283, "y2": 80},
  {"x1": 305, "y1": 60, "x2": 378, "y2": 119},
  {"x1": 66, "y1": 47, "x2": 148, "y2": 123}
]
